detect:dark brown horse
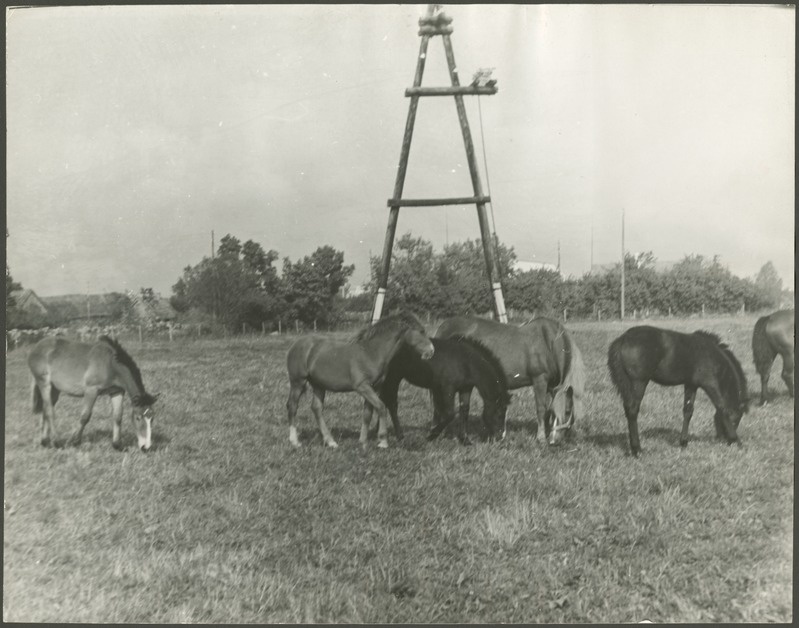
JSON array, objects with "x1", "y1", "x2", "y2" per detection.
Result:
[
  {"x1": 285, "y1": 312, "x2": 434, "y2": 449},
  {"x1": 378, "y1": 335, "x2": 512, "y2": 445},
  {"x1": 752, "y1": 309, "x2": 794, "y2": 405},
  {"x1": 28, "y1": 335, "x2": 158, "y2": 451},
  {"x1": 434, "y1": 316, "x2": 585, "y2": 445},
  {"x1": 608, "y1": 326, "x2": 749, "y2": 456}
]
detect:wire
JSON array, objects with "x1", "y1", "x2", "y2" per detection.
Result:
[{"x1": 477, "y1": 94, "x2": 506, "y2": 279}]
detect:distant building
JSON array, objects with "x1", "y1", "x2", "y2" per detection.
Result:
[
  {"x1": 591, "y1": 260, "x2": 678, "y2": 275},
  {"x1": 513, "y1": 260, "x2": 560, "y2": 275},
  {"x1": 9, "y1": 289, "x2": 48, "y2": 316},
  {"x1": 39, "y1": 293, "x2": 127, "y2": 325},
  {"x1": 126, "y1": 290, "x2": 177, "y2": 324}
]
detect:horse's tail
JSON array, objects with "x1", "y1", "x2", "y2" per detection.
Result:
[
  {"x1": 550, "y1": 327, "x2": 586, "y2": 427},
  {"x1": 32, "y1": 382, "x2": 43, "y2": 414},
  {"x1": 752, "y1": 314, "x2": 776, "y2": 378},
  {"x1": 607, "y1": 335, "x2": 633, "y2": 404}
]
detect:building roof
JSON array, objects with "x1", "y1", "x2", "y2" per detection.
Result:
[
  {"x1": 513, "y1": 260, "x2": 560, "y2": 274},
  {"x1": 9, "y1": 289, "x2": 48, "y2": 314},
  {"x1": 39, "y1": 293, "x2": 127, "y2": 321}
]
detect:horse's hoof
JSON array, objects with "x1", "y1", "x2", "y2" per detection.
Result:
[
  {"x1": 289, "y1": 440, "x2": 301, "y2": 449},
  {"x1": 40, "y1": 438, "x2": 51, "y2": 448},
  {"x1": 325, "y1": 440, "x2": 339, "y2": 449},
  {"x1": 377, "y1": 440, "x2": 389, "y2": 449},
  {"x1": 112, "y1": 441, "x2": 125, "y2": 451},
  {"x1": 459, "y1": 437, "x2": 472, "y2": 446},
  {"x1": 679, "y1": 439, "x2": 688, "y2": 448}
]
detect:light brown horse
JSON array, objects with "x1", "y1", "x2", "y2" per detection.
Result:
[
  {"x1": 752, "y1": 309, "x2": 794, "y2": 405},
  {"x1": 28, "y1": 335, "x2": 158, "y2": 451},
  {"x1": 285, "y1": 312, "x2": 434, "y2": 449},
  {"x1": 435, "y1": 315, "x2": 586, "y2": 445}
]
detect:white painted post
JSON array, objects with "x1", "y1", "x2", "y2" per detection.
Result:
[{"x1": 138, "y1": 325, "x2": 143, "y2": 345}]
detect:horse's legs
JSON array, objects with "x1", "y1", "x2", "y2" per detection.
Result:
[
  {"x1": 71, "y1": 387, "x2": 99, "y2": 446},
  {"x1": 531, "y1": 374, "x2": 549, "y2": 444},
  {"x1": 427, "y1": 386, "x2": 468, "y2": 444},
  {"x1": 680, "y1": 386, "x2": 697, "y2": 447},
  {"x1": 310, "y1": 385, "x2": 337, "y2": 448},
  {"x1": 354, "y1": 383, "x2": 391, "y2": 448},
  {"x1": 758, "y1": 360, "x2": 773, "y2": 405},
  {"x1": 622, "y1": 380, "x2": 648, "y2": 457},
  {"x1": 36, "y1": 380, "x2": 56, "y2": 447},
  {"x1": 360, "y1": 399, "x2": 374, "y2": 446},
  {"x1": 110, "y1": 394, "x2": 125, "y2": 450},
  {"x1": 459, "y1": 388, "x2": 474, "y2": 438},
  {"x1": 781, "y1": 352, "x2": 794, "y2": 398},
  {"x1": 286, "y1": 380, "x2": 307, "y2": 447},
  {"x1": 378, "y1": 375, "x2": 404, "y2": 440}
]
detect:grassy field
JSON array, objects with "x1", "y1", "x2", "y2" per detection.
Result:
[{"x1": 3, "y1": 315, "x2": 793, "y2": 623}]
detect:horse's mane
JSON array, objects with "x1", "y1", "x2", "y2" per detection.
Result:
[
  {"x1": 447, "y1": 334, "x2": 512, "y2": 407},
  {"x1": 693, "y1": 331, "x2": 749, "y2": 412},
  {"x1": 351, "y1": 311, "x2": 426, "y2": 343},
  {"x1": 98, "y1": 335, "x2": 156, "y2": 406}
]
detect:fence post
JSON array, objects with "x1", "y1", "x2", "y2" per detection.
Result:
[
  {"x1": 563, "y1": 308, "x2": 568, "y2": 322},
  {"x1": 295, "y1": 320, "x2": 299, "y2": 334},
  {"x1": 243, "y1": 322, "x2": 246, "y2": 335},
  {"x1": 197, "y1": 323, "x2": 202, "y2": 338},
  {"x1": 278, "y1": 320, "x2": 282, "y2": 335},
  {"x1": 598, "y1": 309, "x2": 601, "y2": 322},
  {"x1": 262, "y1": 322, "x2": 266, "y2": 335},
  {"x1": 138, "y1": 325, "x2": 143, "y2": 345},
  {"x1": 702, "y1": 304, "x2": 705, "y2": 318},
  {"x1": 168, "y1": 323, "x2": 173, "y2": 342},
  {"x1": 313, "y1": 319, "x2": 317, "y2": 332}
]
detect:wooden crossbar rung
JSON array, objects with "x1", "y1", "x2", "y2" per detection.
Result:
[
  {"x1": 405, "y1": 86, "x2": 497, "y2": 97},
  {"x1": 387, "y1": 196, "x2": 491, "y2": 207}
]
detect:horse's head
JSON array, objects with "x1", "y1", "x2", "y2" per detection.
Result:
[
  {"x1": 486, "y1": 390, "x2": 512, "y2": 440},
  {"x1": 131, "y1": 392, "x2": 159, "y2": 452},
  {"x1": 548, "y1": 386, "x2": 577, "y2": 445},
  {"x1": 404, "y1": 328, "x2": 434, "y2": 360},
  {"x1": 548, "y1": 340, "x2": 586, "y2": 445}
]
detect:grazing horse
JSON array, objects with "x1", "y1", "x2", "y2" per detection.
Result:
[
  {"x1": 28, "y1": 335, "x2": 158, "y2": 451},
  {"x1": 434, "y1": 316, "x2": 585, "y2": 445},
  {"x1": 378, "y1": 335, "x2": 512, "y2": 445},
  {"x1": 752, "y1": 309, "x2": 794, "y2": 405},
  {"x1": 285, "y1": 311, "x2": 434, "y2": 449},
  {"x1": 607, "y1": 326, "x2": 749, "y2": 456}
]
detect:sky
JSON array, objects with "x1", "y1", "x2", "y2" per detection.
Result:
[{"x1": 6, "y1": 4, "x2": 795, "y2": 298}]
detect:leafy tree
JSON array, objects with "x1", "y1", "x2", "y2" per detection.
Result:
[
  {"x1": 6, "y1": 266, "x2": 21, "y2": 309},
  {"x1": 282, "y1": 245, "x2": 354, "y2": 326},
  {"x1": 506, "y1": 268, "x2": 562, "y2": 316},
  {"x1": 171, "y1": 234, "x2": 284, "y2": 331},
  {"x1": 754, "y1": 261, "x2": 783, "y2": 308}
]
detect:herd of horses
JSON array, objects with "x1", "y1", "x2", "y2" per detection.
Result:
[{"x1": 25, "y1": 308, "x2": 793, "y2": 457}]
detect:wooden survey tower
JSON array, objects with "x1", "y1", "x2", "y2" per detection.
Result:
[{"x1": 371, "y1": 4, "x2": 508, "y2": 323}]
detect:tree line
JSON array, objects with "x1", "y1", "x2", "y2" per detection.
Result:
[
  {"x1": 6, "y1": 231, "x2": 789, "y2": 333},
  {"x1": 365, "y1": 233, "x2": 787, "y2": 320}
]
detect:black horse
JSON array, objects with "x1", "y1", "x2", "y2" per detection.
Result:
[
  {"x1": 752, "y1": 309, "x2": 794, "y2": 405},
  {"x1": 607, "y1": 326, "x2": 749, "y2": 456},
  {"x1": 378, "y1": 335, "x2": 511, "y2": 445}
]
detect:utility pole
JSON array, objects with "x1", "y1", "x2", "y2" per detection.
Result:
[
  {"x1": 620, "y1": 208, "x2": 625, "y2": 320},
  {"x1": 557, "y1": 240, "x2": 561, "y2": 272}
]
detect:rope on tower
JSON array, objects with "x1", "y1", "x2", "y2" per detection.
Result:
[{"x1": 477, "y1": 92, "x2": 507, "y2": 280}]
